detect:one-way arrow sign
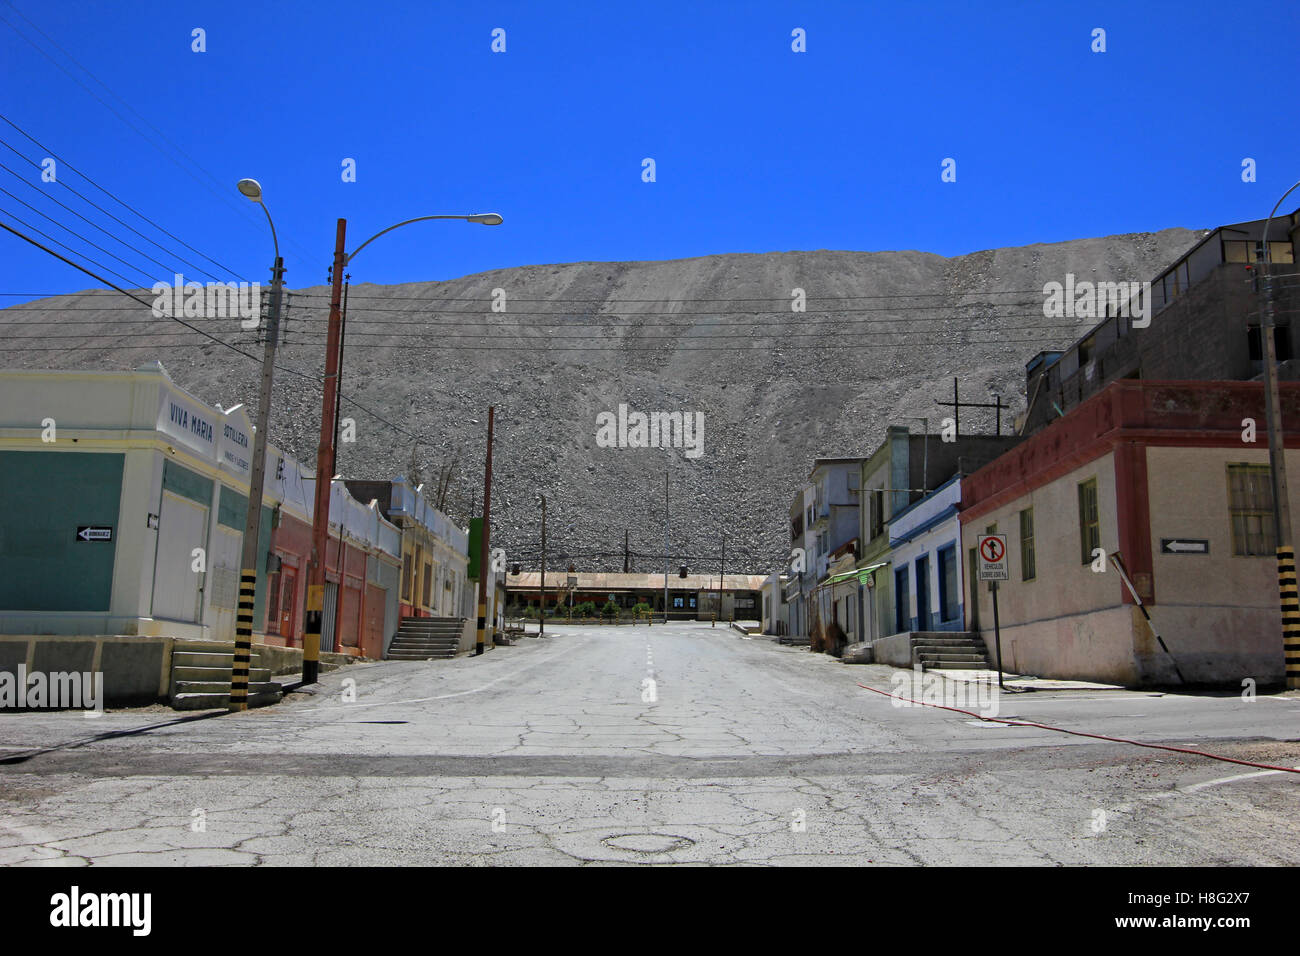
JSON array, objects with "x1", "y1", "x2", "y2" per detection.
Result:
[
  {"x1": 1161, "y1": 538, "x2": 1208, "y2": 554},
  {"x1": 76, "y1": 525, "x2": 113, "y2": 542}
]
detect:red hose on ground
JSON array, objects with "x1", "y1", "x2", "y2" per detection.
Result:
[{"x1": 856, "y1": 682, "x2": 1300, "y2": 775}]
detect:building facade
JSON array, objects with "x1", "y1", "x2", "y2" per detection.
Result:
[
  {"x1": 0, "y1": 364, "x2": 465, "y2": 661},
  {"x1": 961, "y1": 379, "x2": 1297, "y2": 685}
]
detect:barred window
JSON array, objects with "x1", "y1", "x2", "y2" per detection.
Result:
[
  {"x1": 1078, "y1": 479, "x2": 1099, "y2": 565},
  {"x1": 1228, "y1": 464, "x2": 1275, "y2": 556}
]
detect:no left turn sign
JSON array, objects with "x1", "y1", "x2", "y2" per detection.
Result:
[{"x1": 977, "y1": 534, "x2": 1009, "y2": 581}]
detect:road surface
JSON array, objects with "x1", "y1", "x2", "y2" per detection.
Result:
[{"x1": 1, "y1": 622, "x2": 1297, "y2": 865}]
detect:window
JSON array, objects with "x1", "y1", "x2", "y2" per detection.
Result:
[
  {"x1": 402, "y1": 553, "x2": 413, "y2": 600},
  {"x1": 1078, "y1": 479, "x2": 1100, "y2": 565},
  {"x1": 422, "y1": 561, "x2": 433, "y2": 607},
  {"x1": 1020, "y1": 507, "x2": 1036, "y2": 581},
  {"x1": 938, "y1": 545, "x2": 958, "y2": 623},
  {"x1": 1224, "y1": 239, "x2": 1251, "y2": 263},
  {"x1": 1228, "y1": 464, "x2": 1276, "y2": 556},
  {"x1": 1248, "y1": 325, "x2": 1294, "y2": 362},
  {"x1": 870, "y1": 489, "x2": 885, "y2": 540}
]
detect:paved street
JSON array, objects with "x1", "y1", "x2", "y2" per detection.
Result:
[{"x1": 1, "y1": 622, "x2": 1298, "y2": 866}]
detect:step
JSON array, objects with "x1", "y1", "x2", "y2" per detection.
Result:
[
  {"x1": 172, "y1": 687, "x2": 283, "y2": 711},
  {"x1": 172, "y1": 650, "x2": 268, "y2": 669},
  {"x1": 386, "y1": 651, "x2": 457, "y2": 660},
  {"x1": 172, "y1": 665, "x2": 272, "y2": 683},
  {"x1": 925, "y1": 660, "x2": 995, "y2": 670},
  {"x1": 171, "y1": 680, "x2": 283, "y2": 694},
  {"x1": 920, "y1": 650, "x2": 987, "y2": 665},
  {"x1": 389, "y1": 639, "x2": 459, "y2": 649}
]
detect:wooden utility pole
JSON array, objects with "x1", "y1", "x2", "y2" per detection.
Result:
[
  {"x1": 539, "y1": 494, "x2": 547, "y2": 637},
  {"x1": 475, "y1": 407, "x2": 495, "y2": 655},
  {"x1": 936, "y1": 378, "x2": 1009, "y2": 436},
  {"x1": 663, "y1": 472, "x2": 669, "y2": 624},
  {"x1": 304, "y1": 218, "x2": 347, "y2": 685},
  {"x1": 1256, "y1": 186, "x2": 1300, "y2": 689}
]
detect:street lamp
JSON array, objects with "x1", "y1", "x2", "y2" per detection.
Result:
[
  {"x1": 228, "y1": 178, "x2": 285, "y2": 712},
  {"x1": 302, "y1": 211, "x2": 503, "y2": 683},
  {"x1": 1255, "y1": 180, "x2": 1300, "y2": 690}
]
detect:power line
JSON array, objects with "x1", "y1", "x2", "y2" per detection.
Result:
[
  {"x1": 288, "y1": 287, "x2": 1073, "y2": 303},
  {"x1": 0, "y1": 141, "x2": 233, "y2": 283},
  {"x1": 0, "y1": 118, "x2": 251, "y2": 282},
  {"x1": 0, "y1": 219, "x2": 470, "y2": 458},
  {"x1": 0, "y1": 186, "x2": 167, "y2": 286},
  {"x1": 0, "y1": 204, "x2": 146, "y2": 288},
  {"x1": 0, "y1": 10, "x2": 317, "y2": 274}
]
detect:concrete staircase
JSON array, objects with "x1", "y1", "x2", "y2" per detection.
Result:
[
  {"x1": 911, "y1": 632, "x2": 990, "y2": 670},
  {"x1": 170, "y1": 641, "x2": 283, "y2": 710},
  {"x1": 385, "y1": 616, "x2": 465, "y2": 660}
]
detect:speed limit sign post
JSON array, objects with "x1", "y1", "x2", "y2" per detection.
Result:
[{"x1": 977, "y1": 534, "x2": 1009, "y2": 688}]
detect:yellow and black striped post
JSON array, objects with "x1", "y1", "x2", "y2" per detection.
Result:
[
  {"x1": 475, "y1": 597, "x2": 487, "y2": 656},
  {"x1": 229, "y1": 570, "x2": 257, "y2": 712},
  {"x1": 1279, "y1": 547, "x2": 1300, "y2": 689},
  {"x1": 303, "y1": 584, "x2": 322, "y2": 684}
]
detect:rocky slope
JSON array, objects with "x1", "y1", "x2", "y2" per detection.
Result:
[{"x1": 0, "y1": 226, "x2": 1206, "y2": 574}]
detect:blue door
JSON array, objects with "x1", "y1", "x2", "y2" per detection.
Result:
[{"x1": 915, "y1": 556, "x2": 930, "y2": 631}]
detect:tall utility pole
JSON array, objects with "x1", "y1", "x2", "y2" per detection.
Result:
[
  {"x1": 1257, "y1": 181, "x2": 1300, "y2": 689},
  {"x1": 230, "y1": 255, "x2": 284, "y2": 712},
  {"x1": 475, "y1": 407, "x2": 495, "y2": 656},
  {"x1": 539, "y1": 494, "x2": 547, "y2": 638},
  {"x1": 304, "y1": 217, "x2": 348, "y2": 685},
  {"x1": 229, "y1": 178, "x2": 282, "y2": 713},
  {"x1": 712, "y1": 531, "x2": 725, "y2": 627},
  {"x1": 663, "y1": 472, "x2": 669, "y2": 624}
]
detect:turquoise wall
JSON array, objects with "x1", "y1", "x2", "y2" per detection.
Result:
[{"x1": 0, "y1": 451, "x2": 124, "y2": 611}]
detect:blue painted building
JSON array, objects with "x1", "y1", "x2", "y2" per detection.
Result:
[{"x1": 888, "y1": 474, "x2": 965, "y2": 633}]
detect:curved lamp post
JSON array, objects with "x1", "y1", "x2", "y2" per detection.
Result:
[
  {"x1": 229, "y1": 178, "x2": 286, "y2": 711},
  {"x1": 302, "y1": 211, "x2": 503, "y2": 683}
]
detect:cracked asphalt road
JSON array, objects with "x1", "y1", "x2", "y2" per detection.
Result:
[{"x1": 1, "y1": 622, "x2": 1298, "y2": 865}]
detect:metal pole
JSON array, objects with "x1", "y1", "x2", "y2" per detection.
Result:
[
  {"x1": 475, "y1": 407, "x2": 495, "y2": 655},
  {"x1": 230, "y1": 256, "x2": 284, "y2": 712},
  {"x1": 1257, "y1": 181, "x2": 1300, "y2": 689},
  {"x1": 953, "y1": 377, "x2": 960, "y2": 437},
  {"x1": 539, "y1": 494, "x2": 546, "y2": 637},
  {"x1": 304, "y1": 218, "x2": 347, "y2": 685},
  {"x1": 990, "y1": 580, "x2": 1004, "y2": 691},
  {"x1": 663, "y1": 472, "x2": 669, "y2": 625},
  {"x1": 1109, "y1": 551, "x2": 1185, "y2": 684}
]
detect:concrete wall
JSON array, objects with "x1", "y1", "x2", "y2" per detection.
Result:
[{"x1": 0, "y1": 635, "x2": 357, "y2": 708}]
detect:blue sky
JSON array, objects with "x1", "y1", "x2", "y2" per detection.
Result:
[{"x1": 1, "y1": 0, "x2": 1297, "y2": 304}]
